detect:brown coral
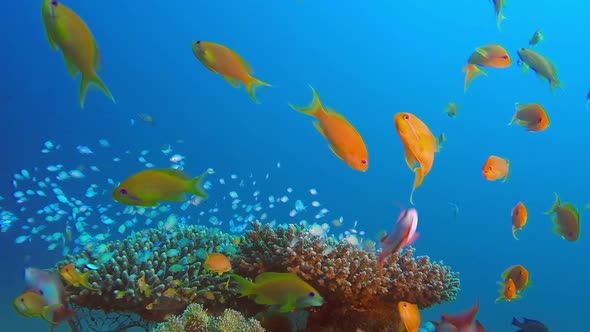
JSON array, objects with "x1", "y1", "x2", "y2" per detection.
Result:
[{"x1": 232, "y1": 222, "x2": 460, "y2": 331}]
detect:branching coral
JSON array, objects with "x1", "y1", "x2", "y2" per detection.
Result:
[
  {"x1": 154, "y1": 303, "x2": 264, "y2": 332},
  {"x1": 58, "y1": 222, "x2": 460, "y2": 332},
  {"x1": 233, "y1": 222, "x2": 460, "y2": 331},
  {"x1": 57, "y1": 225, "x2": 240, "y2": 321}
]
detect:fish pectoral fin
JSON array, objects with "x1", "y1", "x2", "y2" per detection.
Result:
[
  {"x1": 329, "y1": 144, "x2": 345, "y2": 161},
  {"x1": 41, "y1": 304, "x2": 63, "y2": 323},
  {"x1": 253, "y1": 294, "x2": 274, "y2": 306},
  {"x1": 403, "y1": 148, "x2": 418, "y2": 170},
  {"x1": 43, "y1": 22, "x2": 58, "y2": 51},
  {"x1": 63, "y1": 55, "x2": 80, "y2": 78},
  {"x1": 222, "y1": 75, "x2": 242, "y2": 88},
  {"x1": 406, "y1": 231, "x2": 420, "y2": 246},
  {"x1": 312, "y1": 121, "x2": 327, "y2": 138},
  {"x1": 279, "y1": 296, "x2": 297, "y2": 313},
  {"x1": 475, "y1": 47, "x2": 489, "y2": 57}
]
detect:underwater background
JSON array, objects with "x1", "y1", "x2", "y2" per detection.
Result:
[{"x1": 2, "y1": 0, "x2": 589, "y2": 331}]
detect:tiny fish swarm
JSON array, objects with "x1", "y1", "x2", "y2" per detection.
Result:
[
  {"x1": 56, "y1": 225, "x2": 238, "y2": 322},
  {"x1": 153, "y1": 303, "x2": 264, "y2": 332}
]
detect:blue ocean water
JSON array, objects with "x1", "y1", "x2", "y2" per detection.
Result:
[{"x1": 2, "y1": 0, "x2": 588, "y2": 331}]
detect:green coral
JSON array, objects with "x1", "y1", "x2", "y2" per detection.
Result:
[{"x1": 154, "y1": 304, "x2": 264, "y2": 332}]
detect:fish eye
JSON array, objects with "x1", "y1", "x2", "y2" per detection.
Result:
[
  {"x1": 19, "y1": 298, "x2": 24, "y2": 303},
  {"x1": 196, "y1": 41, "x2": 201, "y2": 44},
  {"x1": 119, "y1": 188, "x2": 127, "y2": 195},
  {"x1": 309, "y1": 292, "x2": 315, "y2": 297},
  {"x1": 39, "y1": 290, "x2": 44, "y2": 295},
  {"x1": 403, "y1": 114, "x2": 410, "y2": 120},
  {"x1": 502, "y1": 55, "x2": 509, "y2": 59},
  {"x1": 51, "y1": 0, "x2": 58, "y2": 5},
  {"x1": 403, "y1": 303, "x2": 408, "y2": 307},
  {"x1": 361, "y1": 159, "x2": 367, "y2": 165},
  {"x1": 538, "y1": 117, "x2": 542, "y2": 123}
]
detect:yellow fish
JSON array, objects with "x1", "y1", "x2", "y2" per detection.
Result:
[
  {"x1": 13, "y1": 291, "x2": 60, "y2": 323},
  {"x1": 192, "y1": 40, "x2": 271, "y2": 103},
  {"x1": 41, "y1": 0, "x2": 114, "y2": 108},
  {"x1": 231, "y1": 272, "x2": 324, "y2": 313},
  {"x1": 59, "y1": 263, "x2": 98, "y2": 290},
  {"x1": 113, "y1": 168, "x2": 209, "y2": 207}
]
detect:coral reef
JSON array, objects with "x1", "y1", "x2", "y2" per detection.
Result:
[
  {"x1": 57, "y1": 225, "x2": 240, "y2": 321},
  {"x1": 154, "y1": 303, "x2": 264, "y2": 332},
  {"x1": 232, "y1": 222, "x2": 460, "y2": 331},
  {"x1": 58, "y1": 222, "x2": 459, "y2": 331}
]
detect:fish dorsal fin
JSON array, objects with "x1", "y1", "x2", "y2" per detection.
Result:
[
  {"x1": 325, "y1": 107, "x2": 351, "y2": 124},
  {"x1": 94, "y1": 47, "x2": 103, "y2": 72},
  {"x1": 255, "y1": 272, "x2": 298, "y2": 284},
  {"x1": 156, "y1": 168, "x2": 191, "y2": 180},
  {"x1": 236, "y1": 53, "x2": 254, "y2": 74},
  {"x1": 501, "y1": 266, "x2": 512, "y2": 280}
]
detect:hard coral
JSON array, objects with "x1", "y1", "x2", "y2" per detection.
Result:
[
  {"x1": 154, "y1": 303, "x2": 265, "y2": 332},
  {"x1": 233, "y1": 222, "x2": 460, "y2": 331},
  {"x1": 57, "y1": 225, "x2": 239, "y2": 322}
]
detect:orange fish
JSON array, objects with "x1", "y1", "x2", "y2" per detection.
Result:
[
  {"x1": 496, "y1": 278, "x2": 520, "y2": 302},
  {"x1": 436, "y1": 299, "x2": 486, "y2": 332},
  {"x1": 192, "y1": 41, "x2": 271, "y2": 103},
  {"x1": 511, "y1": 202, "x2": 528, "y2": 240},
  {"x1": 482, "y1": 155, "x2": 510, "y2": 182},
  {"x1": 59, "y1": 263, "x2": 98, "y2": 290},
  {"x1": 545, "y1": 193, "x2": 580, "y2": 242},
  {"x1": 204, "y1": 253, "x2": 232, "y2": 276},
  {"x1": 289, "y1": 86, "x2": 369, "y2": 172},
  {"x1": 501, "y1": 265, "x2": 531, "y2": 292},
  {"x1": 463, "y1": 44, "x2": 511, "y2": 91},
  {"x1": 398, "y1": 301, "x2": 421, "y2": 332},
  {"x1": 509, "y1": 103, "x2": 550, "y2": 132},
  {"x1": 394, "y1": 112, "x2": 440, "y2": 204}
]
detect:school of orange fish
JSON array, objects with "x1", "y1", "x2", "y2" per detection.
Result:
[{"x1": 26, "y1": 0, "x2": 572, "y2": 330}]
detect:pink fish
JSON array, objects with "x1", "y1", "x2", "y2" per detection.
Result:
[
  {"x1": 24, "y1": 267, "x2": 77, "y2": 331},
  {"x1": 378, "y1": 206, "x2": 419, "y2": 274},
  {"x1": 434, "y1": 299, "x2": 487, "y2": 332}
]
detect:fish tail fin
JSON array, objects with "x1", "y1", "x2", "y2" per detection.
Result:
[
  {"x1": 462, "y1": 64, "x2": 487, "y2": 92},
  {"x1": 80, "y1": 271, "x2": 98, "y2": 290},
  {"x1": 289, "y1": 85, "x2": 325, "y2": 118},
  {"x1": 409, "y1": 167, "x2": 425, "y2": 205},
  {"x1": 512, "y1": 226, "x2": 519, "y2": 240},
  {"x1": 229, "y1": 273, "x2": 255, "y2": 297},
  {"x1": 550, "y1": 78, "x2": 563, "y2": 92},
  {"x1": 80, "y1": 71, "x2": 115, "y2": 109},
  {"x1": 546, "y1": 192, "x2": 561, "y2": 215},
  {"x1": 246, "y1": 75, "x2": 271, "y2": 104},
  {"x1": 187, "y1": 170, "x2": 211, "y2": 199},
  {"x1": 497, "y1": 14, "x2": 506, "y2": 30},
  {"x1": 511, "y1": 317, "x2": 522, "y2": 327}
]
